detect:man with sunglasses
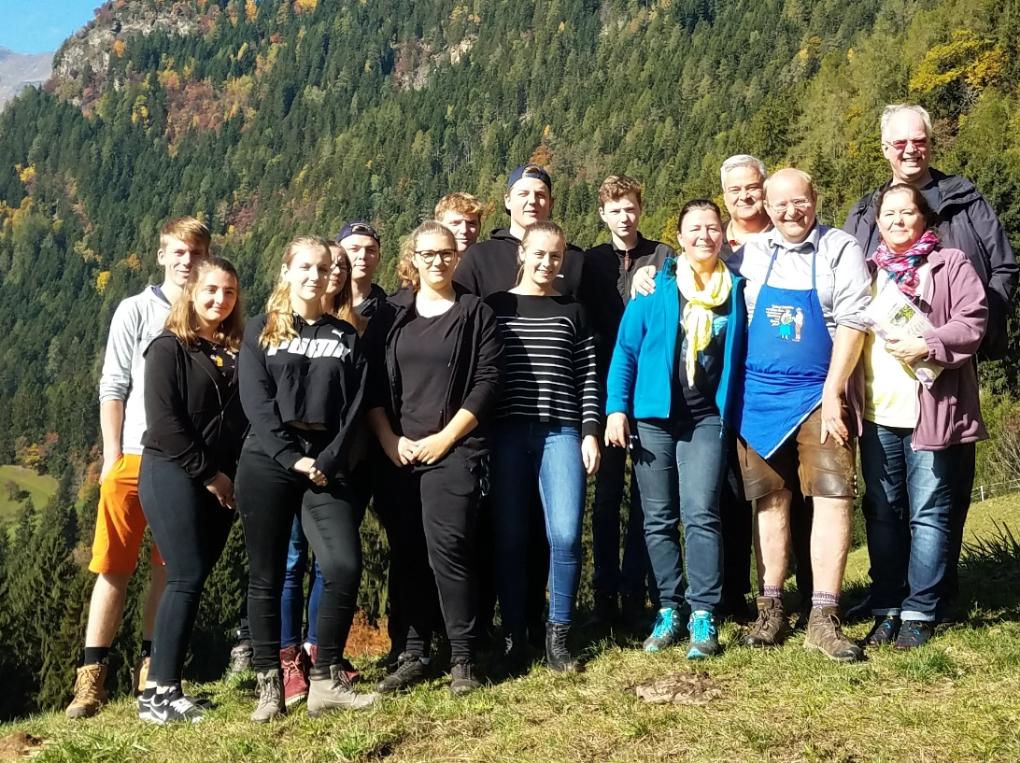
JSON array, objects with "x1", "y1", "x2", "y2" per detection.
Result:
[{"x1": 844, "y1": 103, "x2": 1017, "y2": 618}]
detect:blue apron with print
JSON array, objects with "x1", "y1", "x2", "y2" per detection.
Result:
[{"x1": 739, "y1": 246, "x2": 832, "y2": 459}]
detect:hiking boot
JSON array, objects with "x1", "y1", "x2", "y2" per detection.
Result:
[
  {"x1": 251, "y1": 669, "x2": 286, "y2": 723},
  {"x1": 742, "y1": 596, "x2": 790, "y2": 648},
  {"x1": 894, "y1": 620, "x2": 935, "y2": 651},
  {"x1": 686, "y1": 610, "x2": 721, "y2": 659},
  {"x1": 449, "y1": 659, "x2": 482, "y2": 696},
  {"x1": 308, "y1": 664, "x2": 379, "y2": 716},
  {"x1": 227, "y1": 641, "x2": 253, "y2": 677},
  {"x1": 804, "y1": 606, "x2": 864, "y2": 662},
  {"x1": 145, "y1": 687, "x2": 205, "y2": 725},
  {"x1": 280, "y1": 645, "x2": 310, "y2": 707},
  {"x1": 865, "y1": 615, "x2": 901, "y2": 647},
  {"x1": 376, "y1": 653, "x2": 429, "y2": 694},
  {"x1": 545, "y1": 622, "x2": 579, "y2": 673},
  {"x1": 66, "y1": 663, "x2": 109, "y2": 719},
  {"x1": 643, "y1": 607, "x2": 684, "y2": 652},
  {"x1": 133, "y1": 656, "x2": 150, "y2": 696}
]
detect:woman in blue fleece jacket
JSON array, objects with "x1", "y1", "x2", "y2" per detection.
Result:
[{"x1": 605, "y1": 199, "x2": 746, "y2": 659}]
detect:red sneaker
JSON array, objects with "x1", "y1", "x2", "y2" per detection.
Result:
[{"x1": 280, "y1": 645, "x2": 309, "y2": 707}]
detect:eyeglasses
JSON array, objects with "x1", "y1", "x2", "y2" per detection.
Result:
[
  {"x1": 766, "y1": 198, "x2": 813, "y2": 213},
  {"x1": 415, "y1": 249, "x2": 457, "y2": 264},
  {"x1": 884, "y1": 137, "x2": 928, "y2": 153}
]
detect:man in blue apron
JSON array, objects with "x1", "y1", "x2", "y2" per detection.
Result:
[{"x1": 730, "y1": 168, "x2": 871, "y2": 662}]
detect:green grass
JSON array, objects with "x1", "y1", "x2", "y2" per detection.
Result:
[
  {"x1": 3, "y1": 495, "x2": 1019, "y2": 762},
  {"x1": 0, "y1": 465, "x2": 58, "y2": 524}
]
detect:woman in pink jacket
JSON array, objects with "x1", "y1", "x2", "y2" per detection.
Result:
[{"x1": 859, "y1": 183, "x2": 987, "y2": 651}]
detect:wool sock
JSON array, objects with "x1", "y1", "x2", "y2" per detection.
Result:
[
  {"x1": 812, "y1": 590, "x2": 839, "y2": 609},
  {"x1": 762, "y1": 585, "x2": 783, "y2": 600}
]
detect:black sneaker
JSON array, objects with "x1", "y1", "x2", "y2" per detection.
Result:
[
  {"x1": 545, "y1": 622, "x2": 580, "y2": 673},
  {"x1": 137, "y1": 688, "x2": 155, "y2": 722},
  {"x1": 865, "y1": 615, "x2": 901, "y2": 647},
  {"x1": 145, "y1": 688, "x2": 204, "y2": 725},
  {"x1": 894, "y1": 620, "x2": 934, "y2": 651},
  {"x1": 376, "y1": 654, "x2": 429, "y2": 694},
  {"x1": 449, "y1": 660, "x2": 482, "y2": 696}
]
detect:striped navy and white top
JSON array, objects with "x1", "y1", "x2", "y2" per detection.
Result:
[{"x1": 485, "y1": 292, "x2": 601, "y2": 438}]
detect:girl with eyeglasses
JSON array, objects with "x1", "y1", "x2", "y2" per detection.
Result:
[{"x1": 364, "y1": 221, "x2": 502, "y2": 695}]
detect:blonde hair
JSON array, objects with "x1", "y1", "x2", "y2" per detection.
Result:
[
  {"x1": 516, "y1": 221, "x2": 567, "y2": 286},
  {"x1": 396, "y1": 221, "x2": 457, "y2": 293},
  {"x1": 259, "y1": 235, "x2": 331, "y2": 349},
  {"x1": 325, "y1": 242, "x2": 366, "y2": 335},
  {"x1": 159, "y1": 216, "x2": 212, "y2": 257},
  {"x1": 434, "y1": 192, "x2": 486, "y2": 221},
  {"x1": 164, "y1": 257, "x2": 244, "y2": 352},
  {"x1": 598, "y1": 175, "x2": 643, "y2": 207}
]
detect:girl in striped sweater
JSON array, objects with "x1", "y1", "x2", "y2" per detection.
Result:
[{"x1": 486, "y1": 221, "x2": 601, "y2": 674}]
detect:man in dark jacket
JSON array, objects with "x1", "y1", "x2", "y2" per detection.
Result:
[
  {"x1": 454, "y1": 164, "x2": 583, "y2": 298},
  {"x1": 583, "y1": 175, "x2": 670, "y2": 625},
  {"x1": 843, "y1": 103, "x2": 1018, "y2": 614}
]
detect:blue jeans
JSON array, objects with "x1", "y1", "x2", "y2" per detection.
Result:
[
  {"x1": 860, "y1": 421, "x2": 954, "y2": 621},
  {"x1": 280, "y1": 516, "x2": 323, "y2": 648},
  {"x1": 592, "y1": 443, "x2": 657, "y2": 602},
  {"x1": 491, "y1": 421, "x2": 586, "y2": 628},
  {"x1": 632, "y1": 417, "x2": 726, "y2": 612}
]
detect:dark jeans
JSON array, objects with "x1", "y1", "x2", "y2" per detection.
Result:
[
  {"x1": 592, "y1": 444, "x2": 655, "y2": 602},
  {"x1": 375, "y1": 448, "x2": 482, "y2": 661},
  {"x1": 491, "y1": 422, "x2": 585, "y2": 629},
  {"x1": 280, "y1": 516, "x2": 323, "y2": 648},
  {"x1": 945, "y1": 442, "x2": 976, "y2": 602},
  {"x1": 140, "y1": 452, "x2": 234, "y2": 685},
  {"x1": 719, "y1": 437, "x2": 752, "y2": 604},
  {"x1": 861, "y1": 422, "x2": 954, "y2": 620},
  {"x1": 236, "y1": 435, "x2": 365, "y2": 674},
  {"x1": 632, "y1": 417, "x2": 726, "y2": 612}
]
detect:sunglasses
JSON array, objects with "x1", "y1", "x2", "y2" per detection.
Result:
[{"x1": 885, "y1": 137, "x2": 928, "y2": 153}]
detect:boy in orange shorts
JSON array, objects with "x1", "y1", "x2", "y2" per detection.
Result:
[{"x1": 66, "y1": 217, "x2": 211, "y2": 718}]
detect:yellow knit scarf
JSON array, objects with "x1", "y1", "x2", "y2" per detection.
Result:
[{"x1": 676, "y1": 257, "x2": 732, "y2": 383}]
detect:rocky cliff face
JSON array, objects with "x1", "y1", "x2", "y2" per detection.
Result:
[
  {"x1": 0, "y1": 48, "x2": 53, "y2": 110},
  {"x1": 49, "y1": 1, "x2": 199, "y2": 108}
]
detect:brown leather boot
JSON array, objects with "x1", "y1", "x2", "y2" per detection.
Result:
[
  {"x1": 741, "y1": 596, "x2": 790, "y2": 647},
  {"x1": 65, "y1": 663, "x2": 109, "y2": 719},
  {"x1": 804, "y1": 606, "x2": 864, "y2": 662}
]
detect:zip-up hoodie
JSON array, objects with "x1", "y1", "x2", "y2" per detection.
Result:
[
  {"x1": 453, "y1": 228, "x2": 584, "y2": 299},
  {"x1": 364, "y1": 288, "x2": 502, "y2": 450},
  {"x1": 238, "y1": 313, "x2": 366, "y2": 478},
  {"x1": 844, "y1": 168, "x2": 1017, "y2": 359},
  {"x1": 141, "y1": 331, "x2": 247, "y2": 483},
  {"x1": 98, "y1": 285, "x2": 172, "y2": 455}
]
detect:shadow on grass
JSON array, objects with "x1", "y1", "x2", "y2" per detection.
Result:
[{"x1": 957, "y1": 521, "x2": 1020, "y2": 624}]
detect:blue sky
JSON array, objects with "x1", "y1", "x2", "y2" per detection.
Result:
[{"x1": 0, "y1": 1, "x2": 101, "y2": 54}]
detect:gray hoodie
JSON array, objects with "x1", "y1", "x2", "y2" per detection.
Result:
[{"x1": 98, "y1": 286, "x2": 171, "y2": 454}]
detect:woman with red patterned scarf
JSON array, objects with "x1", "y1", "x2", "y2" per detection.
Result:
[{"x1": 859, "y1": 183, "x2": 988, "y2": 651}]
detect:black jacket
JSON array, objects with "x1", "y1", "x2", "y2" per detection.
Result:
[
  {"x1": 580, "y1": 233, "x2": 675, "y2": 377},
  {"x1": 141, "y1": 331, "x2": 247, "y2": 483},
  {"x1": 364, "y1": 289, "x2": 502, "y2": 450},
  {"x1": 453, "y1": 228, "x2": 585, "y2": 299},
  {"x1": 844, "y1": 168, "x2": 1017, "y2": 359},
  {"x1": 238, "y1": 314, "x2": 366, "y2": 478}
]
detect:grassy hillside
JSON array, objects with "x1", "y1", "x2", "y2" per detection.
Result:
[
  {"x1": 0, "y1": 465, "x2": 57, "y2": 524},
  {"x1": 3, "y1": 495, "x2": 1018, "y2": 763}
]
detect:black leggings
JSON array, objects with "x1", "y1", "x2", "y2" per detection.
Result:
[
  {"x1": 236, "y1": 436, "x2": 365, "y2": 675},
  {"x1": 374, "y1": 448, "x2": 481, "y2": 661},
  {"x1": 140, "y1": 452, "x2": 234, "y2": 686}
]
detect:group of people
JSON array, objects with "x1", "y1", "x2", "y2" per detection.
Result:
[{"x1": 62, "y1": 102, "x2": 1014, "y2": 725}]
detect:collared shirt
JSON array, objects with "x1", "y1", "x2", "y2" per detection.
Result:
[{"x1": 729, "y1": 224, "x2": 871, "y2": 336}]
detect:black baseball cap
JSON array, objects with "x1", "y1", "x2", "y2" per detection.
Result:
[
  {"x1": 506, "y1": 164, "x2": 552, "y2": 192},
  {"x1": 336, "y1": 221, "x2": 380, "y2": 243}
]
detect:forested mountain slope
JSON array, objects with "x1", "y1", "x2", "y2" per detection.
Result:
[{"x1": 1, "y1": 0, "x2": 1018, "y2": 716}]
